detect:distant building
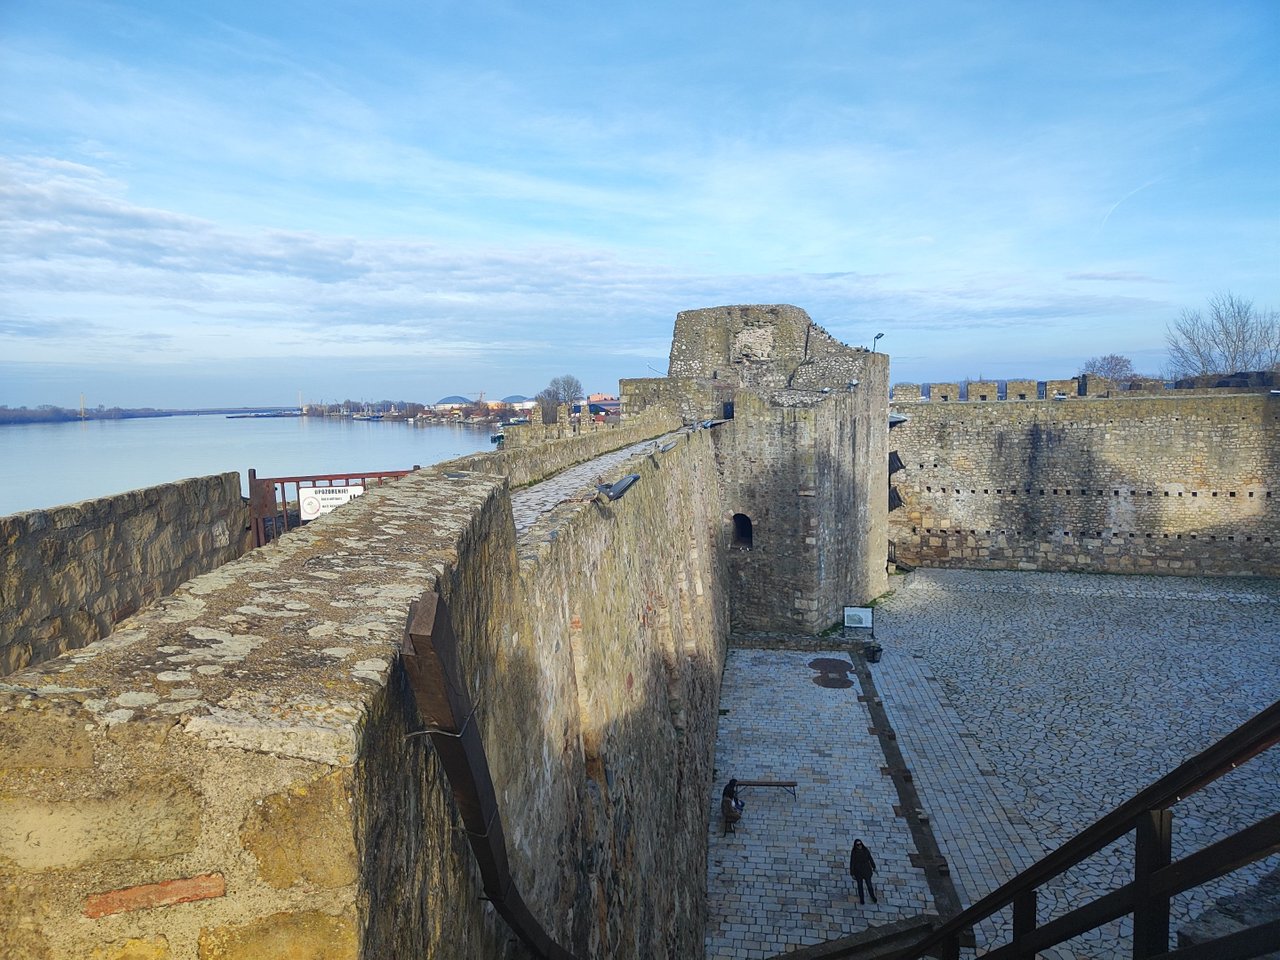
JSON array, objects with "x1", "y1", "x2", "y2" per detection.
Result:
[{"x1": 433, "y1": 395, "x2": 473, "y2": 412}]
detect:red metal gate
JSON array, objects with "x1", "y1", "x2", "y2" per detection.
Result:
[{"x1": 247, "y1": 467, "x2": 418, "y2": 547}]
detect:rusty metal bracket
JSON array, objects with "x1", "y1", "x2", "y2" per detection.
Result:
[
  {"x1": 403, "y1": 700, "x2": 481, "y2": 740},
  {"x1": 401, "y1": 591, "x2": 581, "y2": 960}
]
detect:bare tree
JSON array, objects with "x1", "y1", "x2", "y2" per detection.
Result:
[
  {"x1": 1080, "y1": 354, "x2": 1136, "y2": 381},
  {"x1": 536, "y1": 374, "x2": 584, "y2": 423},
  {"x1": 1165, "y1": 292, "x2": 1280, "y2": 377},
  {"x1": 549, "y1": 374, "x2": 584, "y2": 404}
]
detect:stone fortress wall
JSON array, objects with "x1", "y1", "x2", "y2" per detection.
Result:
[
  {"x1": 0, "y1": 304, "x2": 892, "y2": 958},
  {"x1": 624, "y1": 305, "x2": 890, "y2": 634},
  {"x1": 0, "y1": 473, "x2": 252, "y2": 677},
  {"x1": 888, "y1": 385, "x2": 1280, "y2": 576},
  {"x1": 448, "y1": 406, "x2": 680, "y2": 486},
  {"x1": 7, "y1": 303, "x2": 1273, "y2": 957},
  {"x1": 0, "y1": 419, "x2": 727, "y2": 959}
]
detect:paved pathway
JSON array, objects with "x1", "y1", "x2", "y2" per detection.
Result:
[
  {"x1": 509, "y1": 435, "x2": 679, "y2": 534},
  {"x1": 706, "y1": 570, "x2": 1280, "y2": 959},
  {"x1": 705, "y1": 650, "x2": 934, "y2": 958}
]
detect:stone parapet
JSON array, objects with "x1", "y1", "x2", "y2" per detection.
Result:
[
  {"x1": 1045, "y1": 378, "x2": 1079, "y2": 398},
  {"x1": 966, "y1": 381, "x2": 999, "y2": 402},
  {"x1": 0, "y1": 430, "x2": 726, "y2": 958},
  {"x1": 0, "y1": 473, "x2": 251, "y2": 677},
  {"x1": 621, "y1": 375, "x2": 732, "y2": 424},
  {"x1": 444, "y1": 406, "x2": 679, "y2": 487}
]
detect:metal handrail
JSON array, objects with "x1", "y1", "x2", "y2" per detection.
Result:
[
  {"x1": 247, "y1": 467, "x2": 417, "y2": 546},
  {"x1": 898, "y1": 699, "x2": 1280, "y2": 959},
  {"x1": 401, "y1": 591, "x2": 581, "y2": 960}
]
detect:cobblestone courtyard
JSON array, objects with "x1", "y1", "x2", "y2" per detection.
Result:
[{"x1": 705, "y1": 569, "x2": 1280, "y2": 959}]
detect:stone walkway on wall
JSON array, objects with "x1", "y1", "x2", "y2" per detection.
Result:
[
  {"x1": 706, "y1": 570, "x2": 1280, "y2": 959},
  {"x1": 509, "y1": 434, "x2": 682, "y2": 535}
]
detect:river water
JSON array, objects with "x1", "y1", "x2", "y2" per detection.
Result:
[{"x1": 0, "y1": 416, "x2": 495, "y2": 517}]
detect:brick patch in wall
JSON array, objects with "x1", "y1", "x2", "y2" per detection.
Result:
[{"x1": 84, "y1": 872, "x2": 226, "y2": 918}]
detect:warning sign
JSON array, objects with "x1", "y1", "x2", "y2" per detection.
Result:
[{"x1": 300, "y1": 485, "x2": 365, "y2": 521}]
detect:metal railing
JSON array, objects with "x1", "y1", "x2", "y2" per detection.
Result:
[
  {"x1": 894, "y1": 699, "x2": 1280, "y2": 959},
  {"x1": 247, "y1": 467, "x2": 418, "y2": 547},
  {"x1": 401, "y1": 591, "x2": 580, "y2": 960}
]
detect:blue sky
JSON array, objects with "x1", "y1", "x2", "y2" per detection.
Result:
[{"x1": 2, "y1": 1, "x2": 1277, "y2": 407}]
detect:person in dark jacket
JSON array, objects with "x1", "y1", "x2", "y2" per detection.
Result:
[
  {"x1": 849, "y1": 838, "x2": 877, "y2": 904},
  {"x1": 721, "y1": 779, "x2": 744, "y2": 826}
]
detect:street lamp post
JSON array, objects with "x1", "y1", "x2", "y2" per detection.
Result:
[{"x1": 873, "y1": 332, "x2": 884, "y2": 352}]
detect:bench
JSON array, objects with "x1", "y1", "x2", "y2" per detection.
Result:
[{"x1": 735, "y1": 779, "x2": 798, "y2": 798}]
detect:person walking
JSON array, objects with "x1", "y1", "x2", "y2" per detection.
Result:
[{"x1": 849, "y1": 838, "x2": 878, "y2": 904}]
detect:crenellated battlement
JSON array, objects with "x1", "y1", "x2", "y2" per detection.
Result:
[{"x1": 892, "y1": 370, "x2": 1277, "y2": 402}]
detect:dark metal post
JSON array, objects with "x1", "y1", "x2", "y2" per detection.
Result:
[
  {"x1": 1012, "y1": 888, "x2": 1037, "y2": 959},
  {"x1": 1132, "y1": 808, "x2": 1173, "y2": 958}
]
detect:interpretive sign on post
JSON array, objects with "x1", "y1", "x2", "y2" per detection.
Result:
[
  {"x1": 843, "y1": 606, "x2": 874, "y2": 630},
  {"x1": 300, "y1": 485, "x2": 365, "y2": 521}
]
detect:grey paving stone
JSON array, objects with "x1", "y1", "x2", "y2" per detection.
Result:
[
  {"x1": 705, "y1": 570, "x2": 1278, "y2": 959},
  {"x1": 874, "y1": 569, "x2": 1280, "y2": 957},
  {"x1": 704, "y1": 649, "x2": 934, "y2": 958}
]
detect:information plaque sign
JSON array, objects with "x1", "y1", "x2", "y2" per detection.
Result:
[
  {"x1": 843, "y1": 606, "x2": 874, "y2": 629},
  {"x1": 300, "y1": 485, "x2": 365, "y2": 521}
]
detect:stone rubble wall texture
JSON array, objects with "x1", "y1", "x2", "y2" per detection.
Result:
[
  {"x1": 656, "y1": 304, "x2": 890, "y2": 632},
  {"x1": 1005, "y1": 380, "x2": 1039, "y2": 401},
  {"x1": 714, "y1": 385, "x2": 888, "y2": 633},
  {"x1": 667, "y1": 304, "x2": 876, "y2": 399},
  {"x1": 619, "y1": 376, "x2": 728, "y2": 425},
  {"x1": 499, "y1": 402, "x2": 637, "y2": 449},
  {"x1": 508, "y1": 431, "x2": 728, "y2": 958},
  {"x1": 0, "y1": 473, "x2": 252, "y2": 677},
  {"x1": 887, "y1": 393, "x2": 1280, "y2": 576},
  {"x1": 0, "y1": 425, "x2": 728, "y2": 959}
]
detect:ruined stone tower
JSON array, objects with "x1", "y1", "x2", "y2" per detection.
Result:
[{"x1": 623, "y1": 304, "x2": 890, "y2": 633}]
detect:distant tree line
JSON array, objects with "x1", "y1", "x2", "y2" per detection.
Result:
[{"x1": 0, "y1": 405, "x2": 172, "y2": 426}]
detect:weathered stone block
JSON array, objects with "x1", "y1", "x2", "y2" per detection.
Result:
[
  {"x1": 90, "y1": 938, "x2": 171, "y2": 960},
  {"x1": 0, "y1": 777, "x2": 201, "y2": 870},
  {"x1": 0, "y1": 707, "x2": 95, "y2": 768},
  {"x1": 0, "y1": 880, "x2": 52, "y2": 959},
  {"x1": 198, "y1": 911, "x2": 357, "y2": 960},
  {"x1": 240, "y1": 770, "x2": 357, "y2": 889}
]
